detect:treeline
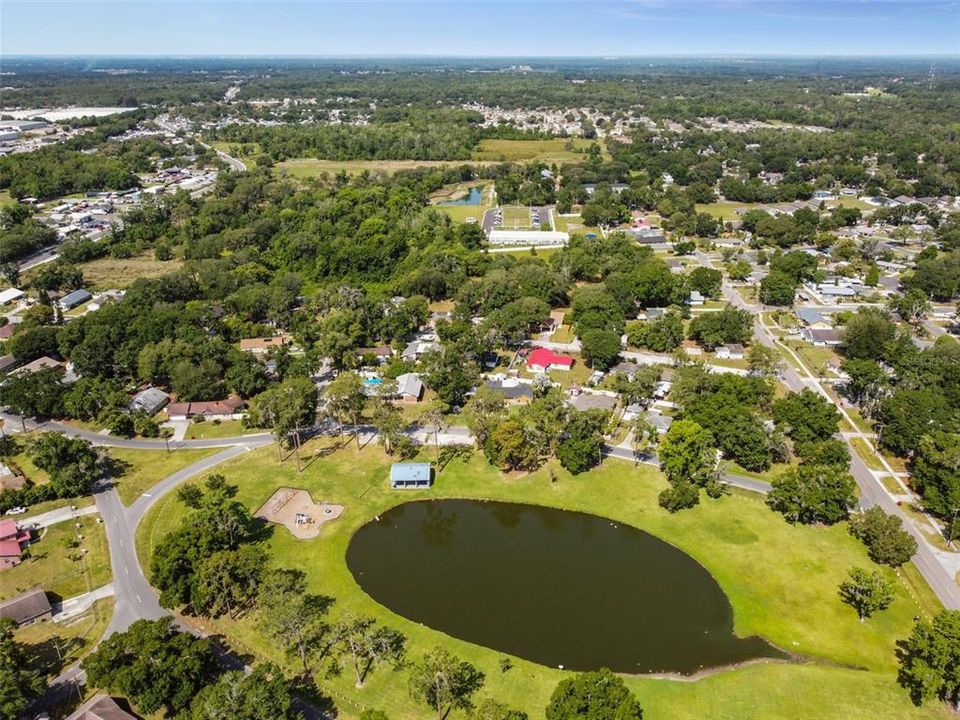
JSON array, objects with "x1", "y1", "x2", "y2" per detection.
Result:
[{"x1": 0, "y1": 146, "x2": 139, "y2": 200}]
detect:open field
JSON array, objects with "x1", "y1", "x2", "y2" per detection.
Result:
[
  {"x1": 0, "y1": 189, "x2": 16, "y2": 207},
  {"x1": 107, "y1": 447, "x2": 219, "y2": 505},
  {"x1": 3, "y1": 514, "x2": 110, "y2": 602},
  {"x1": 183, "y1": 419, "x2": 261, "y2": 440},
  {"x1": 210, "y1": 140, "x2": 261, "y2": 157},
  {"x1": 77, "y1": 252, "x2": 183, "y2": 290},
  {"x1": 472, "y1": 138, "x2": 606, "y2": 163},
  {"x1": 15, "y1": 598, "x2": 112, "y2": 679},
  {"x1": 137, "y1": 441, "x2": 947, "y2": 720},
  {"x1": 500, "y1": 205, "x2": 533, "y2": 228},
  {"x1": 695, "y1": 201, "x2": 746, "y2": 222},
  {"x1": 279, "y1": 158, "x2": 492, "y2": 179}
]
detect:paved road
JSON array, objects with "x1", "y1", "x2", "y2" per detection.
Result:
[
  {"x1": 696, "y1": 250, "x2": 960, "y2": 609},
  {"x1": 19, "y1": 503, "x2": 98, "y2": 529},
  {"x1": 602, "y1": 444, "x2": 771, "y2": 494},
  {"x1": 0, "y1": 412, "x2": 274, "y2": 449}
]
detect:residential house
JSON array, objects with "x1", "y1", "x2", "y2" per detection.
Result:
[
  {"x1": 357, "y1": 345, "x2": 394, "y2": 364},
  {"x1": 66, "y1": 694, "x2": 139, "y2": 720},
  {"x1": 644, "y1": 411, "x2": 674, "y2": 434},
  {"x1": 401, "y1": 338, "x2": 440, "y2": 362},
  {"x1": 165, "y1": 397, "x2": 246, "y2": 422},
  {"x1": 688, "y1": 291, "x2": 705, "y2": 306},
  {"x1": 0, "y1": 288, "x2": 24, "y2": 306},
  {"x1": 58, "y1": 288, "x2": 93, "y2": 311},
  {"x1": 715, "y1": 344, "x2": 745, "y2": 361},
  {"x1": 0, "y1": 324, "x2": 14, "y2": 341},
  {"x1": 0, "y1": 354, "x2": 16, "y2": 374},
  {"x1": 526, "y1": 347, "x2": 574, "y2": 372},
  {"x1": 390, "y1": 462, "x2": 432, "y2": 489},
  {"x1": 128, "y1": 387, "x2": 170, "y2": 416},
  {"x1": 0, "y1": 588, "x2": 52, "y2": 625},
  {"x1": 10, "y1": 356, "x2": 63, "y2": 377},
  {"x1": 568, "y1": 388, "x2": 618, "y2": 413},
  {"x1": 484, "y1": 375, "x2": 534, "y2": 403},
  {"x1": 0, "y1": 518, "x2": 32, "y2": 570},
  {"x1": 395, "y1": 373, "x2": 424, "y2": 402},
  {"x1": 795, "y1": 308, "x2": 832, "y2": 329},
  {"x1": 802, "y1": 328, "x2": 842, "y2": 346},
  {"x1": 611, "y1": 361, "x2": 641, "y2": 380}
]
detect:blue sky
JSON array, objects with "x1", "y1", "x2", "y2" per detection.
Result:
[{"x1": 2, "y1": 1, "x2": 958, "y2": 56}]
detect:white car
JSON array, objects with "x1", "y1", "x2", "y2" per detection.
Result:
[{"x1": 5, "y1": 506, "x2": 26, "y2": 516}]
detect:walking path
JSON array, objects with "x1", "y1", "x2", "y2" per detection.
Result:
[{"x1": 51, "y1": 584, "x2": 115, "y2": 623}]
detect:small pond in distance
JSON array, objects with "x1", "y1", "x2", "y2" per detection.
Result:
[
  {"x1": 438, "y1": 186, "x2": 482, "y2": 205},
  {"x1": 346, "y1": 499, "x2": 786, "y2": 674}
]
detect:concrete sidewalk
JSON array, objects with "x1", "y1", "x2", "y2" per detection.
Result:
[
  {"x1": 52, "y1": 583, "x2": 115, "y2": 622},
  {"x1": 20, "y1": 504, "x2": 98, "y2": 529}
]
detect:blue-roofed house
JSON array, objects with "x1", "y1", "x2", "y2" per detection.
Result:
[{"x1": 390, "y1": 462, "x2": 432, "y2": 489}]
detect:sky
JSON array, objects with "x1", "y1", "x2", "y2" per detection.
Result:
[{"x1": 2, "y1": 0, "x2": 958, "y2": 57}]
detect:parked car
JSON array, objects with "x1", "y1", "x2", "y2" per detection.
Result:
[{"x1": 5, "y1": 506, "x2": 26, "y2": 515}]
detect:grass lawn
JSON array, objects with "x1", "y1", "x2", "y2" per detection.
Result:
[
  {"x1": 16, "y1": 598, "x2": 113, "y2": 679},
  {"x1": 695, "y1": 201, "x2": 747, "y2": 222},
  {"x1": 107, "y1": 447, "x2": 219, "y2": 505},
  {"x1": 471, "y1": 138, "x2": 604, "y2": 163},
  {"x1": 435, "y1": 204, "x2": 488, "y2": 224},
  {"x1": 0, "y1": 189, "x2": 17, "y2": 207},
  {"x1": 210, "y1": 140, "x2": 261, "y2": 157},
  {"x1": 3, "y1": 514, "x2": 111, "y2": 602},
  {"x1": 850, "y1": 437, "x2": 886, "y2": 473},
  {"x1": 183, "y1": 419, "x2": 260, "y2": 441},
  {"x1": 78, "y1": 252, "x2": 182, "y2": 290},
  {"x1": 551, "y1": 324, "x2": 575, "y2": 343},
  {"x1": 552, "y1": 214, "x2": 599, "y2": 236},
  {"x1": 136, "y1": 442, "x2": 948, "y2": 720},
  {"x1": 499, "y1": 205, "x2": 534, "y2": 228}
]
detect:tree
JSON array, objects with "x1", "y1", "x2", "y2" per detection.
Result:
[
  {"x1": 841, "y1": 358, "x2": 887, "y2": 417},
  {"x1": 471, "y1": 698, "x2": 529, "y2": 720},
  {"x1": 626, "y1": 313, "x2": 683, "y2": 353},
  {"x1": 486, "y1": 419, "x2": 539, "y2": 472},
  {"x1": 839, "y1": 567, "x2": 894, "y2": 621},
  {"x1": 839, "y1": 308, "x2": 897, "y2": 360},
  {"x1": 658, "y1": 481, "x2": 700, "y2": 513},
  {"x1": 545, "y1": 668, "x2": 643, "y2": 720},
  {"x1": 877, "y1": 390, "x2": 955, "y2": 457},
  {"x1": 372, "y1": 400, "x2": 407, "y2": 456},
  {"x1": 687, "y1": 304, "x2": 752, "y2": 350},
  {"x1": 767, "y1": 463, "x2": 856, "y2": 525},
  {"x1": 408, "y1": 647, "x2": 485, "y2": 720},
  {"x1": 556, "y1": 408, "x2": 609, "y2": 475},
  {"x1": 83, "y1": 618, "x2": 221, "y2": 717},
  {"x1": 687, "y1": 267, "x2": 722, "y2": 298},
  {"x1": 746, "y1": 344, "x2": 781, "y2": 377},
  {"x1": 727, "y1": 259, "x2": 752, "y2": 281},
  {"x1": 848, "y1": 507, "x2": 918, "y2": 567},
  {"x1": 0, "y1": 366, "x2": 66, "y2": 420},
  {"x1": 0, "y1": 618, "x2": 45, "y2": 720},
  {"x1": 893, "y1": 288, "x2": 932, "y2": 327},
  {"x1": 323, "y1": 371, "x2": 366, "y2": 448},
  {"x1": 331, "y1": 615, "x2": 406, "y2": 687},
  {"x1": 257, "y1": 568, "x2": 334, "y2": 676},
  {"x1": 579, "y1": 328, "x2": 621, "y2": 371},
  {"x1": 249, "y1": 376, "x2": 319, "y2": 464},
  {"x1": 191, "y1": 546, "x2": 265, "y2": 619},
  {"x1": 658, "y1": 419, "x2": 716, "y2": 487},
  {"x1": 772, "y1": 389, "x2": 841, "y2": 444},
  {"x1": 759, "y1": 270, "x2": 797, "y2": 306},
  {"x1": 190, "y1": 663, "x2": 297, "y2": 720},
  {"x1": 913, "y1": 432, "x2": 960, "y2": 527},
  {"x1": 898, "y1": 610, "x2": 960, "y2": 710},
  {"x1": 464, "y1": 385, "x2": 506, "y2": 447},
  {"x1": 27, "y1": 431, "x2": 100, "y2": 497}
]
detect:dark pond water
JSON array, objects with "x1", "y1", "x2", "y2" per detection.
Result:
[
  {"x1": 438, "y1": 186, "x2": 482, "y2": 205},
  {"x1": 346, "y1": 499, "x2": 786, "y2": 674}
]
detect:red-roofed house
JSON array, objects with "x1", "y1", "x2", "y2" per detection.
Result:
[
  {"x1": 0, "y1": 518, "x2": 32, "y2": 570},
  {"x1": 526, "y1": 348, "x2": 574, "y2": 373}
]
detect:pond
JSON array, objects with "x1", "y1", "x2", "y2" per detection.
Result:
[
  {"x1": 346, "y1": 499, "x2": 786, "y2": 674},
  {"x1": 438, "y1": 186, "x2": 482, "y2": 206}
]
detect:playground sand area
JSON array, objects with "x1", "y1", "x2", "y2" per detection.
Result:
[{"x1": 254, "y1": 487, "x2": 344, "y2": 539}]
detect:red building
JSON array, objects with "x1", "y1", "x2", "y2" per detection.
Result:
[
  {"x1": 0, "y1": 518, "x2": 32, "y2": 570},
  {"x1": 526, "y1": 347, "x2": 574, "y2": 373}
]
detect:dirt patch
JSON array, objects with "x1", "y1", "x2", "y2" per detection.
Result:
[{"x1": 254, "y1": 487, "x2": 344, "y2": 540}]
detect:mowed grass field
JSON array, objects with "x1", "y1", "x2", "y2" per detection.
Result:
[
  {"x1": 3, "y1": 514, "x2": 111, "y2": 602},
  {"x1": 136, "y1": 440, "x2": 948, "y2": 720},
  {"x1": 107, "y1": 447, "x2": 220, "y2": 506},
  {"x1": 74, "y1": 252, "x2": 183, "y2": 290},
  {"x1": 279, "y1": 158, "x2": 490, "y2": 179},
  {"x1": 472, "y1": 138, "x2": 606, "y2": 163}
]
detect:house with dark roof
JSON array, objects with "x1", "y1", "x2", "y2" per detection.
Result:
[
  {"x1": 128, "y1": 387, "x2": 170, "y2": 416},
  {"x1": 165, "y1": 397, "x2": 246, "y2": 421},
  {"x1": 66, "y1": 694, "x2": 139, "y2": 720},
  {"x1": 802, "y1": 327, "x2": 842, "y2": 346},
  {"x1": 484, "y1": 376, "x2": 534, "y2": 403},
  {"x1": 796, "y1": 307, "x2": 832, "y2": 329},
  {"x1": 0, "y1": 588, "x2": 51, "y2": 625}
]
